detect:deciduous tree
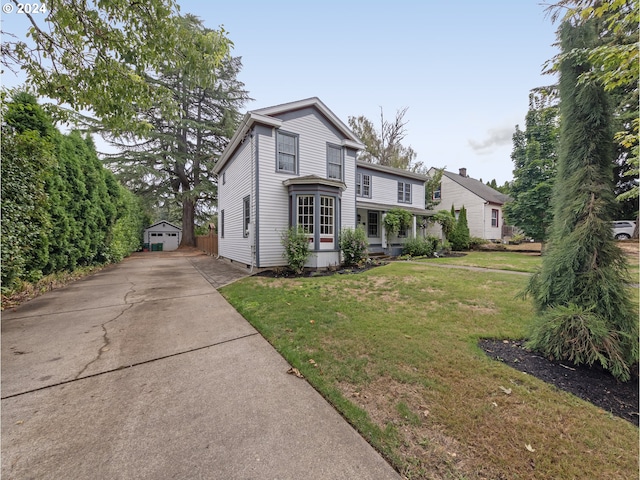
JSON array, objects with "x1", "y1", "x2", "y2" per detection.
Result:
[
  {"x1": 2, "y1": 0, "x2": 230, "y2": 135},
  {"x1": 348, "y1": 107, "x2": 419, "y2": 170}
]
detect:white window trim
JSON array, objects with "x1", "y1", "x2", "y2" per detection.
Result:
[{"x1": 277, "y1": 131, "x2": 298, "y2": 174}]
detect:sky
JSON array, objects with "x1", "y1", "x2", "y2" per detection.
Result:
[{"x1": 1, "y1": 1, "x2": 560, "y2": 185}]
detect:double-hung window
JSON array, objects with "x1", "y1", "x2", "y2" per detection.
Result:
[
  {"x1": 243, "y1": 196, "x2": 250, "y2": 238},
  {"x1": 297, "y1": 196, "x2": 314, "y2": 234},
  {"x1": 433, "y1": 183, "x2": 441, "y2": 200},
  {"x1": 277, "y1": 132, "x2": 297, "y2": 173},
  {"x1": 491, "y1": 209, "x2": 499, "y2": 228},
  {"x1": 320, "y1": 196, "x2": 334, "y2": 235},
  {"x1": 357, "y1": 173, "x2": 371, "y2": 198},
  {"x1": 367, "y1": 211, "x2": 379, "y2": 237},
  {"x1": 220, "y1": 210, "x2": 225, "y2": 238},
  {"x1": 327, "y1": 145, "x2": 343, "y2": 180},
  {"x1": 398, "y1": 182, "x2": 411, "y2": 203}
]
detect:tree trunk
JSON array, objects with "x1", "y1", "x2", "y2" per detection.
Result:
[
  {"x1": 633, "y1": 213, "x2": 639, "y2": 239},
  {"x1": 180, "y1": 197, "x2": 196, "y2": 247}
]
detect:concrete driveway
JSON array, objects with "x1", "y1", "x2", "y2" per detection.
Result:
[{"x1": 2, "y1": 250, "x2": 400, "y2": 480}]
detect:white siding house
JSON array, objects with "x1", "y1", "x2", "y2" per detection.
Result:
[
  {"x1": 214, "y1": 97, "x2": 431, "y2": 270},
  {"x1": 428, "y1": 168, "x2": 511, "y2": 241}
]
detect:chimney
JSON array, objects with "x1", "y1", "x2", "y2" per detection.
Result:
[{"x1": 459, "y1": 168, "x2": 467, "y2": 177}]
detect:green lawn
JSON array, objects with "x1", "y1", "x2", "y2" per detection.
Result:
[
  {"x1": 417, "y1": 250, "x2": 541, "y2": 272},
  {"x1": 221, "y1": 262, "x2": 638, "y2": 479}
]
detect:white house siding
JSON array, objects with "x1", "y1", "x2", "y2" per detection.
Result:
[
  {"x1": 256, "y1": 110, "x2": 355, "y2": 268},
  {"x1": 358, "y1": 167, "x2": 425, "y2": 209},
  {"x1": 218, "y1": 137, "x2": 254, "y2": 266},
  {"x1": 433, "y1": 174, "x2": 484, "y2": 238},
  {"x1": 483, "y1": 203, "x2": 503, "y2": 241},
  {"x1": 254, "y1": 125, "x2": 289, "y2": 268}
]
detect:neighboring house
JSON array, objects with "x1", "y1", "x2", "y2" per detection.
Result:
[
  {"x1": 144, "y1": 221, "x2": 182, "y2": 251},
  {"x1": 213, "y1": 97, "x2": 431, "y2": 270},
  {"x1": 428, "y1": 167, "x2": 511, "y2": 241}
]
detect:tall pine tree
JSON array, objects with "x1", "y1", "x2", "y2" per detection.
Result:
[
  {"x1": 504, "y1": 90, "x2": 559, "y2": 242},
  {"x1": 525, "y1": 20, "x2": 637, "y2": 381}
]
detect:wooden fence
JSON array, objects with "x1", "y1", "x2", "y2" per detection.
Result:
[{"x1": 196, "y1": 234, "x2": 218, "y2": 256}]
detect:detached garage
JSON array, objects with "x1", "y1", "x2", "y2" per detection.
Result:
[{"x1": 143, "y1": 221, "x2": 182, "y2": 252}]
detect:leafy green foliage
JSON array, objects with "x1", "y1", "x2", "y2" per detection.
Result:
[
  {"x1": 526, "y1": 20, "x2": 638, "y2": 379},
  {"x1": 3, "y1": 1, "x2": 231, "y2": 135},
  {"x1": 449, "y1": 206, "x2": 470, "y2": 251},
  {"x1": 431, "y1": 210, "x2": 455, "y2": 240},
  {"x1": 383, "y1": 208, "x2": 412, "y2": 243},
  {"x1": 503, "y1": 91, "x2": 559, "y2": 242},
  {"x1": 1, "y1": 92, "x2": 146, "y2": 292},
  {"x1": 339, "y1": 227, "x2": 368, "y2": 267},
  {"x1": 401, "y1": 236, "x2": 439, "y2": 257},
  {"x1": 546, "y1": 0, "x2": 639, "y2": 229},
  {"x1": 105, "y1": 16, "x2": 248, "y2": 246},
  {"x1": 281, "y1": 227, "x2": 311, "y2": 274}
]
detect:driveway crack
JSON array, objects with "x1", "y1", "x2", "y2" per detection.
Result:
[{"x1": 74, "y1": 303, "x2": 133, "y2": 380}]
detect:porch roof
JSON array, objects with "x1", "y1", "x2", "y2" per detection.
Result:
[{"x1": 356, "y1": 201, "x2": 434, "y2": 217}]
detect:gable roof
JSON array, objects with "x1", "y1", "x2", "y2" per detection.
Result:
[
  {"x1": 145, "y1": 220, "x2": 182, "y2": 231},
  {"x1": 442, "y1": 170, "x2": 511, "y2": 205},
  {"x1": 357, "y1": 160, "x2": 429, "y2": 182},
  {"x1": 214, "y1": 97, "x2": 364, "y2": 174}
]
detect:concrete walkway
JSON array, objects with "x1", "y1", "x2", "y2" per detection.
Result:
[{"x1": 2, "y1": 251, "x2": 400, "y2": 480}]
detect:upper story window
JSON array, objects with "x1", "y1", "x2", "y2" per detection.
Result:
[
  {"x1": 356, "y1": 173, "x2": 371, "y2": 198},
  {"x1": 277, "y1": 131, "x2": 298, "y2": 173},
  {"x1": 327, "y1": 145, "x2": 343, "y2": 180},
  {"x1": 397, "y1": 182, "x2": 411, "y2": 203},
  {"x1": 433, "y1": 183, "x2": 441, "y2": 200}
]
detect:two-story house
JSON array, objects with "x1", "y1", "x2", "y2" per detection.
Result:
[
  {"x1": 428, "y1": 167, "x2": 511, "y2": 241},
  {"x1": 213, "y1": 97, "x2": 430, "y2": 270}
]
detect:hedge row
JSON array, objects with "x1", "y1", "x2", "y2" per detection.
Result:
[{"x1": 1, "y1": 92, "x2": 149, "y2": 291}]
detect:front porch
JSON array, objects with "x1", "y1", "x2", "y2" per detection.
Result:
[{"x1": 356, "y1": 201, "x2": 433, "y2": 256}]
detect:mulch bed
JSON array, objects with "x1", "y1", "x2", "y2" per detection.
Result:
[
  {"x1": 480, "y1": 339, "x2": 639, "y2": 426},
  {"x1": 255, "y1": 261, "x2": 388, "y2": 279}
]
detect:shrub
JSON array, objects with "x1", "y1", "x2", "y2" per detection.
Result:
[
  {"x1": 527, "y1": 304, "x2": 632, "y2": 381},
  {"x1": 281, "y1": 226, "x2": 310, "y2": 274},
  {"x1": 468, "y1": 236, "x2": 487, "y2": 250},
  {"x1": 339, "y1": 226, "x2": 368, "y2": 267},
  {"x1": 449, "y1": 205, "x2": 470, "y2": 251},
  {"x1": 383, "y1": 208, "x2": 412, "y2": 243},
  {"x1": 402, "y1": 236, "x2": 439, "y2": 257},
  {"x1": 431, "y1": 210, "x2": 455, "y2": 240}
]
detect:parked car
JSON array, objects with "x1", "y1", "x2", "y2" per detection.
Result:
[{"x1": 611, "y1": 221, "x2": 636, "y2": 240}]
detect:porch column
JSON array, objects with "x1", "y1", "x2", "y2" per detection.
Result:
[
  {"x1": 381, "y1": 212, "x2": 387, "y2": 249},
  {"x1": 412, "y1": 216, "x2": 417, "y2": 239}
]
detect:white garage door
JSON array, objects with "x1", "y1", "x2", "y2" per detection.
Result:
[{"x1": 149, "y1": 232, "x2": 180, "y2": 251}]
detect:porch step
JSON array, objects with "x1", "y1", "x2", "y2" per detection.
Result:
[{"x1": 369, "y1": 252, "x2": 391, "y2": 260}]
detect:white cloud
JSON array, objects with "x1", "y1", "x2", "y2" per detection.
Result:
[{"x1": 467, "y1": 127, "x2": 514, "y2": 155}]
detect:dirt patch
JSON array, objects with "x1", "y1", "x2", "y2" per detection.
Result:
[
  {"x1": 480, "y1": 339, "x2": 639, "y2": 426},
  {"x1": 338, "y1": 377, "x2": 476, "y2": 478}
]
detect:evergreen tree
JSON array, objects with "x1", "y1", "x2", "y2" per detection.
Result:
[
  {"x1": 449, "y1": 205, "x2": 470, "y2": 251},
  {"x1": 1, "y1": 93, "x2": 54, "y2": 287},
  {"x1": 105, "y1": 15, "x2": 249, "y2": 246},
  {"x1": 525, "y1": 20, "x2": 637, "y2": 381},
  {"x1": 503, "y1": 90, "x2": 559, "y2": 242}
]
